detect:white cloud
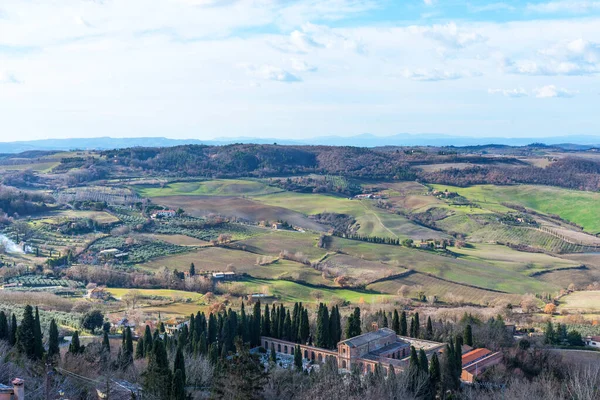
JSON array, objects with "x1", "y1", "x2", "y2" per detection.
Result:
[
  {"x1": 470, "y1": 3, "x2": 516, "y2": 12},
  {"x1": 402, "y1": 68, "x2": 478, "y2": 81},
  {"x1": 533, "y1": 84, "x2": 577, "y2": 98},
  {"x1": 505, "y1": 39, "x2": 600, "y2": 76},
  {"x1": 241, "y1": 64, "x2": 302, "y2": 83},
  {"x1": 527, "y1": 1, "x2": 600, "y2": 13},
  {"x1": 488, "y1": 88, "x2": 529, "y2": 97},
  {"x1": 419, "y1": 22, "x2": 486, "y2": 49},
  {"x1": 290, "y1": 58, "x2": 317, "y2": 72},
  {"x1": 423, "y1": 0, "x2": 435, "y2": 5}
]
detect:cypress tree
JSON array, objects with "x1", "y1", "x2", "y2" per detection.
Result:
[
  {"x1": 278, "y1": 305, "x2": 285, "y2": 339},
  {"x1": 144, "y1": 339, "x2": 172, "y2": 399},
  {"x1": 33, "y1": 307, "x2": 44, "y2": 360},
  {"x1": 345, "y1": 307, "x2": 361, "y2": 338},
  {"x1": 123, "y1": 326, "x2": 134, "y2": 366},
  {"x1": 414, "y1": 312, "x2": 420, "y2": 338},
  {"x1": 189, "y1": 262, "x2": 196, "y2": 277},
  {"x1": 102, "y1": 330, "x2": 111, "y2": 353},
  {"x1": 174, "y1": 347, "x2": 186, "y2": 385},
  {"x1": 144, "y1": 325, "x2": 154, "y2": 355},
  {"x1": 9, "y1": 314, "x2": 17, "y2": 346},
  {"x1": 426, "y1": 316, "x2": 433, "y2": 339},
  {"x1": 199, "y1": 332, "x2": 208, "y2": 355},
  {"x1": 400, "y1": 311, "x2": 407, "y2": 336},
  {"x1": 294, "y1": 345, "x2": 302, "y2": 371},
  {"x1": 408, "y1": 346, "x2": 420, "y2": 392},
  {"x1": 240, "y1": 302, "x2": 249, "y2": 343},
  {"x1": 315, "y1": 303, "x2": 329, "y2": 348},
  {"x1": 382, "y1": 312, "x2": 388, "y2": 328},
  {"x1": 17, "y1": 305, "x2": 36, "y2": 359},
  {"x1": 262, "y1": 305, "x2": 271, "y2": 337},
  {"x1": 271, "y1": 304, "x2": 279, "y2": 339},
  {"x1": 48, "y1": 319, "x2": 60, "y2": 360},
  {"x1": 208, "y1": 313, "x2": 217, "y2": 345},
  {"x1": 329, "y1": 305, "x2": 341, "y2": 349},
  {"x1": 251, "y1": 301, "x2": 261, "y2": 346},
  {"x1": 270, "y1": 343, "x2": 277, "y2": 363},
  {"x1": 135, "y1": 337, "x2": 145, "y2": 359},
  {"x1": 283, "y1": 310, "x2": 292, "y2": 341},
  {"x1": 392, "y1": 309, "x2": 400, "y2": 334},
  {"x1": 68, "y1": 331, "x2": 82, "y2": 354},
  {"x1": 172, "y1": 369, "x2": 185, "y2": 400},
  {"x1": 464, "y1": 324, "x2": 473, "y2": 347},
  {"x1": 418, "y1": 348, "x2": 429, "y2": 373},
  {"x1": 299, "y1": 309, "x2": 310, "y2": 343},
  {"x1": 0, "y1": 311, "x2": 7, "y2": 341},
  {"x1": 429, "y1": 352, "x2": 441, "y2": 394}
]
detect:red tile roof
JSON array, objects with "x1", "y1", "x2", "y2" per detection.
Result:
[{"x1": 462, "y1": 348, "x2": 492, "y2": 367}]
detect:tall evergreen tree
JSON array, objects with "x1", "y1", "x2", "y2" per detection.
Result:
[
  {"x1": 135, "y1": 337, "x2": 145, "y2": 359},
  {"x1": 174, "y1": 347, "x2": 186, "y2": 385},
  {"x1": 294, "y1": 345, "x2": 302, "y2": 371},
  {"x1": 429, "y1": 352, "x2": 441, "y2": 395},
  {"x1": 271, "y1": 304, "x2": 279, "y2": 339},
  {"x1": 345, "y1": 307, "x2": 362, "y2": 338},
  {"x1": 261, "y1": 304, "x2": 271, "y2": 337},
  {"x1": 240, "y1": 302, "x2": 249, "y2": 343},
  {"x1": 329, "y1": 305, "x2": 342, "y2": 349},
  {"x1": 102, "y1": 330, "x2": 111, "y2": 353},
  {"x1": 48, "y1": 319, "x2": 60, "y2": 360},
  {"x1": 9, "y1": 314, "x2": 17, "y2": 346},
  {"x1": 189, "y1": 262, "x2": 196, "y2": 277},
  {"x1": 283, "y1": 310, "x2": 292, "y2": 341},
  {"x1": 426, "y1": 316, "x2": 433, "y2": 340},
  {"x1": 464, "y1": 324, "x2": 473, "y2": 347},
  {"x1": 0, "y1": 311, "x2": 8, "y2": 341},
  {"x1": 172, "y1": 369, "x2": 185, "y2": 400},
  {"x1": 122, "y1": 326, "x2": 134, "y2": 368},
  {"x1": 299, "y1": 309, "x2": 310, "y2": 343},
  {"x1": 315, "y1": 303, "x2": 330, "y2": 348},
  {"x1": 17, "y1": 305, "x2": 36, "y2": 359},
  {"x1": 392, "y1": 309, "x2": 400, "y2": 334},
  {"x1": 251, "y1": 301, "x2": 261, "y2": 346},
  {"x1": 414, "y1": 312, "x2": 420, "y2": 338},
  {"x1": 144, "y1": 339, "x2": 172, "y2": 399},
  {"x1": 400, "y1": 311, "x2": 407, "y2": 336},
  {"x1": 68, "y1": 331, "x2": 83, "y2": 354},
  {"x1": 208, "y1": 313, "x2": 217, "y2": 345},
  {"x1": 418, "y1": 348, "x2": 429, "y2": 373},
  {"x1": 144, "y1": 324, "x2": 154, "y2": 355}
]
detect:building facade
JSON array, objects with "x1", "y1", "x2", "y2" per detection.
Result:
[{"x1": 261, "y1": 328, "x2": 445, "y2": 374}]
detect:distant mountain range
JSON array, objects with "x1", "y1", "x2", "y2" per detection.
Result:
[{"x1": 1, "y1": 134, "x2": 599, "y2": 153}]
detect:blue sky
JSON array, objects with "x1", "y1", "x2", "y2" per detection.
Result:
[{"x1": 0, "y1": 0, "x2": 599, "y2": 141}]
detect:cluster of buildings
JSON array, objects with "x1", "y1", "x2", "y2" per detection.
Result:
[
  {"x1": 150, "y1": 209, "x2": 177, "y2": 219},
  {"x1": 584, "y1": 335, "x2": 600, "y2": 349},
  {"x1": 261, "y1": 328, "x2": 502, "y2": 382}
]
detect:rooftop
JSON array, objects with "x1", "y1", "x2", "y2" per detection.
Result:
[
  {"x1": 368, "y1": 340, "x2": 410, "y2": 356},
  {"x1": 339, "y1": 328, "x2": 396, "y2": 348},
  {"x1": 462, "y1": 348, "x2": 492, "y2": 367}
]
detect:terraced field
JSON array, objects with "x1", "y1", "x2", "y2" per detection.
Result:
[
  {"x1": 430, "y1": 184, "x2": 600, "y2": 234},
  {"x1": 367, "y1": 272, "x2": 523, "y2": 305},
  {"x1": 328, "y1": 236, "x2": 560, "y2": 294},
  {"x1": 468, "y1": 225, "x2": 594, "y2": 253},
  {"x1": 135, "y1": 179, "x2": 282, "y2": 198},
  {"x1": 151, "y1": 195, "x2": 327, "y2": 231}
]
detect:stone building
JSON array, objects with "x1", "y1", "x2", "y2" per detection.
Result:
[{"x1": 261, "y1": 328, "x2": 445, "y2": 375}]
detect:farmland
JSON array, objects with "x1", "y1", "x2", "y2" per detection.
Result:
[
  {"x1": 135, "y1": 179, "x2": 282, "y2": 198},
  {"x1": 430, "y1": 184, "x2": 600, "y2": 234},
  {"x1": 558, "y1": 291, "x2": 600, "y2": 313}
]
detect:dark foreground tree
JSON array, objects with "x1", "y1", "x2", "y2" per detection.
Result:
[
  {"x1": 213, "y1": 338, "x2": 267, "y2": 400},
  {"x1": 48, "y1": 319, "x2": 60, "y2": 360}
]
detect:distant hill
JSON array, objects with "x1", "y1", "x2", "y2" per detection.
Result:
[{"x1": 1, "y1": 134, "x2": 600, "y2": 153}]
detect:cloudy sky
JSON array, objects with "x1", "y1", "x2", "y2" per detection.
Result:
[{"x1": 1, "y1": 0, "x2": 599, "y2": 141}]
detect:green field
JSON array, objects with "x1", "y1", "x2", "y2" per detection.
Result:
[
  {"x1": 226, "y1": 278, "x2": 394, "y2": 305},
  {"x1": 106, "y1": 287, "x2": 205, "y2": 301},
  {"x1": 430, "y1": 184, "x2": 600, "y2": 234},
  {"x1": 328, "y1": 237, "x2": 561, "y2": 294},
  {"x1": 135, "y1": 179, "x2": 282, "y2": 198}
]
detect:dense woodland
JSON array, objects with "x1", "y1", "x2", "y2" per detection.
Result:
[{"x1": 100, "y1": 144, "x2": 600, "y2": 191}]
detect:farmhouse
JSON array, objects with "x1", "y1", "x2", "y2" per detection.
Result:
[
  {"x1": 211, "y1": 271, "x2": 236, "y2": 280},
  {"x1": 151, "y1": 209, "x2": 177, "y2": 219},
  {"x1": 584, "y1": 335, "x2": 600, "y2": 349},
  {"x1": 164, "y1": 318, "x2": 188, "y2": 335},
  {"x1": 88, "y1": 286, "x2": 109, "y2": 300},
  {"x1": 261, "y1": 328, "x2": 446, "y2": 375}
]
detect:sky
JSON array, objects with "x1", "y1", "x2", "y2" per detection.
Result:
[{"x1": 0, "y1": 0, "x2": 599, "y2": 142}]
